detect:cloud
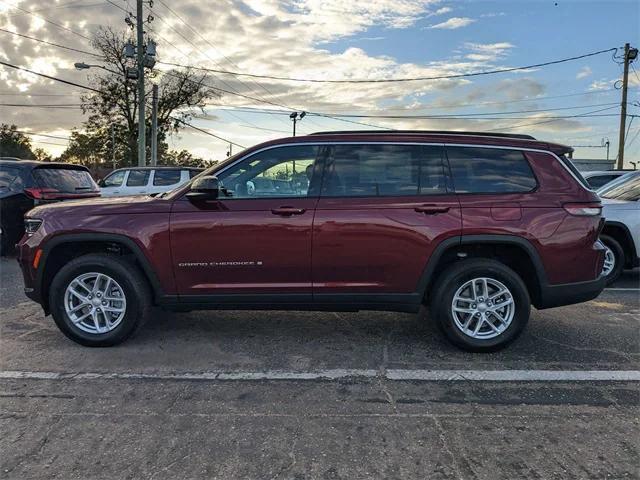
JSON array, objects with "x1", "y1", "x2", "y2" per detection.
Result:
[
  {"x1": 463, "y1": 42, "x2": 514, "y2": 61},
  {"x1": 495, "y1": 78, "x2": 546, "y2": 101},
  {"x1": 428, "y1": 17, "x2": 476, "y2": 30},
  {"x1": 576, "y1": 66, "x2": 592, "y2": 80},
  {"x1": 589, "y1": 79, "x2": 611, "y2": 91},
  {"x1": 426, "y1": 6, "x2": 452, "y2": 17}
]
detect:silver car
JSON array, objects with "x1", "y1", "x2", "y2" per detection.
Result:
[{"x1": 598, "y1": 171, "x2": 640, "y2": 284}]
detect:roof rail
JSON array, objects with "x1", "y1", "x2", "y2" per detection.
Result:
[{"x1": 308, "y1": 130, "x2": 536, "y2": 140}]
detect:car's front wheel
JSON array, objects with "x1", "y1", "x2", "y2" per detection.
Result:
[
  {"x1": 49, "y1": 254, "x2": 150, "y2": 347},
  {"x1": 430, "y1": 259, "x2": 531, "y2": 352}
]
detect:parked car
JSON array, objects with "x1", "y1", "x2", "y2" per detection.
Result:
[
  {"x1": 98, "y1": 167, "x2": 202, "y2": 197},
  {"x1": 582, "y1": 169, "x2": 634, "y2": 190},
  {"x1": 597, "y1": 171, "x2": 640, "y2": 284},
  {"x1": 0, "y1": 160, "x2": 99, "y2": 255},
  {"x1": 17, "y1": 131, "x2": 606, "y2": 351}
]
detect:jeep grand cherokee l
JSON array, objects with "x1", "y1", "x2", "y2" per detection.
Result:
[{"x1": 16, "y1": 131, "x2": 606, "y2": 351}]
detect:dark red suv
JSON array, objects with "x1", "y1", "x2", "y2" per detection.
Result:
[{"x1": 17, "y1": 131, "x2": 606, "y2": 351}]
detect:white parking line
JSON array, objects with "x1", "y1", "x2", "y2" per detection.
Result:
[{"x1": 0, "y1": 369, "x2": 638, "y2": 382}]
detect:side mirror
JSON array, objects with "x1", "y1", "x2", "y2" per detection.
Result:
[
  {"x1": 97, "y1": 178, "x2": 105, "y2": 187},
  {"x1": 186, "y1": 175, "x2": 220, "y2": 200}
]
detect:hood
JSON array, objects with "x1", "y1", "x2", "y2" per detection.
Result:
[{"x1": 28, "y1": 194, "x2": 172, "y2": 218}]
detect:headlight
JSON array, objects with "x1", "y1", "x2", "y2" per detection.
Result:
[{"x1": 24, "y1": 218, "x2": 43, "y2": 236}]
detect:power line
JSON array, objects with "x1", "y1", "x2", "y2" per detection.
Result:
[
  {"x1": 0, "y1": 60, "x2": 100, "y2": 92},
  {"x1": 486, "y1": 106, "x2": 622, "y2": 132},
  {"x1": 172, "y1": 117, "x2": 246, "y2": 148},
  {"x1": 4, "y1": 0, "x2": 107, "y2": 19},
  {"x1": 159, "y1": 47, "x2": 618, "y2": 84},
  {"x1": 0, "y1": 28, "x2": 101, "y2": 58},
  {"x1": 209, "y1": 102, "x2": 620, "y2": 119},
  {"x1": 0, "y1": 103, "x2": 82, "y2": 108},
  {"x1": 17, "y1": 130, "x2": 71, "y2": 140},
  {"x1": 0, "y1": 0, "x2": 92, "y2": 41}
]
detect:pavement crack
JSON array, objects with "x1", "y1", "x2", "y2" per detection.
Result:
[
  {"x1": 433, "y1": 416, "x2": 465, "y2": 480},
  {"x1": 148, "y1": 453, "x2": 193, "y2": 480},
  {"x1": 530, "y1": 333, "x2": 636, "y2": 361},
  {"x1": 271, "y1": 418, "x2": 300, "y2": 480}
]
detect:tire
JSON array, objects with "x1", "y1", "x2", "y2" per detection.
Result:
[
  {"x1": 600, "y1": 235, "x2": 624, "y2": 286},
  {"x1": 49, "y1": 254, "x2": 151, "y2": 347},
  {"x1": 430, "y1": 259, "x2": 531, "y2": 352}
]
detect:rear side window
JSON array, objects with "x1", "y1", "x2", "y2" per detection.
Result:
[
  {"x1": 446, "y1": 147, "x2": 537, "y2": 194},
  {"x1": 33, "y1": 168, "x2": 96, "y2": 193},
  {"x1": 126, "y1": 169, "x2": 150, "y2": 186},
  {"x1": 189, "y1": 170, "x2": 202, "y2": 178},
  {"x1": 0, "y1": 166, "x2": 22, "y2": 189},
  {"x1": 153, "y1": 170, "x2": 181, "y2": 186},
  {"x1": 321, "y1": 144, "x2": 447, "y2": 197},
  {"x1": 587, "y1": 174, "x2": 619, "y2": 189}
]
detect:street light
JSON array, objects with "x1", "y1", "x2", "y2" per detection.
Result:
[{"x1": 290, "y1": 111, "x2": 306, "y2": 136}]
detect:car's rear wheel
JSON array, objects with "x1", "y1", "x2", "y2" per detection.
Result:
[
  {"x1": 49, "y1": 254, "x2": 150, "y2": 347},
  {"x1": 600, "y1": 235, "x2": 624, "y2": 286},
  {"x1": 430, "y1": 259, "x2": 530, "y2": 352}
]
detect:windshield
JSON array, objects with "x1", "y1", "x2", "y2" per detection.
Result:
[
  {"x1": 597, "y1": 171, "x2": 640, "y2": 201},
  {"x1": 33, "y1": 167, "x2": 98, "y2": 193}
]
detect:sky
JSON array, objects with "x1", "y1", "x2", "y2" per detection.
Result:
[{"x1": 0, "y1": 0, "x2": 639, "y2": 167}]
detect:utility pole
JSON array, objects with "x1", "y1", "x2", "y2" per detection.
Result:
[
  {"x1": 151, "y1": 83, "x2": 158, "y2": 166},
  {"x1": 111, "y1": 124, "x2": 116, "y2": 169},
  {"x1": 136, "y1": 0, "x2": 146, "y2": 167},
  {"x1": 617, "y1": 43, "x2": 638, "y2": 169}
]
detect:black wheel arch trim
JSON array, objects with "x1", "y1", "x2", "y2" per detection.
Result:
[
  {"x1": 602, "y1": 220, "x2": 637, "y2": 265},
  {"x1": 417, "y1": 234, "x2": 548, "y2": 299},
  {"x1": 35, "y1": 233, "x2": 164, "y2": 309}
]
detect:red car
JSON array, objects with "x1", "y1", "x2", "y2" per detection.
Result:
[{"x1": 17, "y1": 131, "x2": 606, "y2": 351}]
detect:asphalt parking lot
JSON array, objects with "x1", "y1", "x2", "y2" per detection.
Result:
[{"x1": 0, "y1": 256, "x2": 638, "y2": 479}]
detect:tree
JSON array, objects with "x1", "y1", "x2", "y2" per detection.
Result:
[
  {"x1": 58, "y1": 130, "x2": 107, "y2": 166},
  {"x1": 0, "y1": 124, "x2": 36, "y2": 159},
  {"x1": 32, "y1": 148, "x2": 52, "y2": 162},
  {"x1": 73, "y1": 27, "x2": 219, "y2": 167},
  {"x1": 162, "y1": 149, "x2": 217, "y2": 168}
]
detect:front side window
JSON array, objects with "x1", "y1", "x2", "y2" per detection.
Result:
[
  {"x1": 153, "y1": 170, "x2": 181, "y2": 186},
  {"x1": 126, "y1": 169, "x2": 150, "y2": 187},
  {"x1": 217, "y1": 145, "x2": 319, "y2": 199},
  {"x1": 446, "y1": 147, "x2": 537, "y2": 194},
  {"x1": 103, "y1": 170, "x2": 125, "y2": 187},
  {"x1": 321, "y1": 144, "x2": 446, "y2": 197}
]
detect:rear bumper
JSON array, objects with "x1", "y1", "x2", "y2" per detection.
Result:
[{"x1": 535, "y1": 275, "x2": 606, "y2": 309}]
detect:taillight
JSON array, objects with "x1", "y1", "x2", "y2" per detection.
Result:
[
  {"x1": 563, "y1": 202, "x2": 602, "y2": 216},
  {"x1": 24, "y1": 187, "x2": 59, "y2": 200}
]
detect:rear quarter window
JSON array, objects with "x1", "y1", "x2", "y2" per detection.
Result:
[
  {"x1": 446, "y1": 147, "x2": 537, "y2": 194},
  {"x1": 153, "y1": 170, "x2": 181, "y2": 186},
  {"x1": 0, "y1": 166, "x2": 23, "y2": 189},
  {"x1": 33, "y1": 168, "x2": 97, "y2": 193}
]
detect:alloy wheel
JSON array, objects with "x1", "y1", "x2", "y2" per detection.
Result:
[
  {"x1": 451, "y1": 277, "x2": 515, "y2": 339},
  {"x1": 63, "y1": 272, "x2": 127, "y2": 334}
]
